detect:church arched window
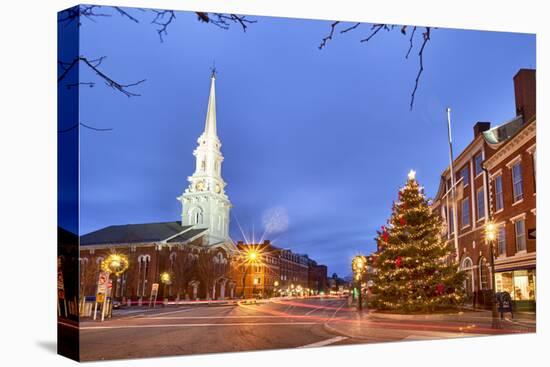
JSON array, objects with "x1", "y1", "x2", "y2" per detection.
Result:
[{"x1": 191, "y1": 207, "x2": 204, "y2": 225}]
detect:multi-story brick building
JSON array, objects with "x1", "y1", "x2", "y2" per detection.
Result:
[
  {"x1": 233, "y1": 241, "x2": 322, "y2": 297},
  {"x1": 307, "y1": 258, "x2": 328, "y2": 294},
  {"x1": 483, "y1": 70, "x2": 536, "y2": 311},
  {"x1": 234, "y1": 241, "x2": 281, "y2": 298},
  {"x1": 278, "y1": 249, "x2": 309, "y2": 293},
  {"x1": 432, "y1": 69, "x2": 536, "y2": 311},
  {"x1": 79, "y1": 222, "x2": 236, "y2": 303}
]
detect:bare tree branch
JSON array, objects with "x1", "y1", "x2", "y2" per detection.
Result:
[
  {"x1": 66, "y1": 82, "x2": 95, "y2": 90},
  {"x1": 58, "y1": 122, "x2": 113, "y2": 133},
  {"x1": 114, "y1": 6, "x2": 139, "y2": 23},
  {"x1": 58, "y1": 56, "x2": 146, "y2": 97},
  {"x1": 58, "y1": 5, "x2": 111, "y2": 27},
  {"x1": 151, "y1": 10, "x2": 176, "y2": 42},
  {"x1": 360, "y1": 24, "x2": 390, "y2": 43},
  {"x1": 410, "y1": 27, "x2": 430, "y2": 110},
  {"x1": 341, "y1": 22, "x2": 361, "y2": 34},
  {"x1": 211, "y1": 13, "x2": 257, "y2": 32},
  {"x1": 318, "y1": 21, "x2": 433, "y2": 110},
  {"x1": 319, "y1": 21, "x2": 340, "y2": 50},
  {"x1": 405, "y1": 26, "x2": 417, "y2": 59}
]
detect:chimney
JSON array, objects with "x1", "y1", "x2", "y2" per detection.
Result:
[
  {"x1": 473, "y1": 121, "x2": 491, "y2": 138},
  {"x1": 513, "y1": 69, "x2": 536, "y2": 122}
]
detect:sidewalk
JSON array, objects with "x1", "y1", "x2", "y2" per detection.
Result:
[{"x1": 323, "y1": 309, "x2": 535, "y2": 341}]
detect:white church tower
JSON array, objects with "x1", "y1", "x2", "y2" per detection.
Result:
[{"x1": 178, "y1": 70, "x2": 232, "y2": 246}]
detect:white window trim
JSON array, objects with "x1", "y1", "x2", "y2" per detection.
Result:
[
  {"x1": 489, "y1": 168, "x2": 503, "y2": 180},
  {"x1": 512, "y1": 198, "x2": 524, "y2": 206},
  {"x1": 506, "y1": 154, "x2": 523, "y2": 169},
  {"x1": 526, "y1": 144, "x2": 536, "y2": 155},
  {"x1": 509, "y1": 213, "x2": 527, "y2": 223}
]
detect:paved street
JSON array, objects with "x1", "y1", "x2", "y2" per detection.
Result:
[{"x1": 58, "y1": 297, "x2": 535, "y2": 361}]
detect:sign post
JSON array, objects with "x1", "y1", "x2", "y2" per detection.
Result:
[
  {"x1": 149, "y1": 283, "x2": 159, "y2": 308},
  {"x1": 57, "y1": 269, "x2": 68, "y2": 318},
  {"x1": 94, "y1": 271, "x2": 110, "y2": 322}
]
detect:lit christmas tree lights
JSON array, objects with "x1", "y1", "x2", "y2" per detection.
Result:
[{"x1": 368, "y1": 170, "x2": 465, "y2": 313}]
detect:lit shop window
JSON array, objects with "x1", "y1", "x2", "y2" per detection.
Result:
[{"x1": 495, "y1": 270, "x2": 536, "y2": 301}]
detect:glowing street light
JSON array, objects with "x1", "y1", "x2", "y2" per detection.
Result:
[
  {"x1": 101, "y1": 253, "x2": 129, "y2": 276},
  {"x1": 485, "y1": 221, "x2": 501, "y2": 329},
  {"x1": 352, "y1": 255, "x2": 367, "y2": 312},
  {"x1": 160, "y1": 272, "x2": 172, "y2": 285},
  {"x1": 239, "y1": 245, "x2": 264, "y2": 298}
]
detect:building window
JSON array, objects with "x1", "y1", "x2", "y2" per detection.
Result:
[
  {"x1": 479, "y1": 257, "x2": 489, "y2": 290},
  {"x1": 474, "y1": 153, "x2": 483, "y2": 176},
  {"x1": 495, "y1": 269, "x2": 536, "y2": 301},
  {"x1": 495, "y1": 175, "x2": 504, "y2": 211},
  {"x1": 515, "y1": 219, "x2": 526, "y2": 252},
  {"x1": 448, "y1": 205, "x2": 455, "y2": 234},
  {"x1": 461, "y1": 257, "x2": 474, "y2": 296},
  {"x1": 461, "y1": 198, "x2": 470, "y2": 228},
  {"x1": 497, "y1": 225, "x2": 506, "y2": 257},
  {"x1": 460, "y1": 166, "x2": 470, "y2": 187},
  {"x1": 476, "y1": 188, "x2": 485, "y2": 220},
  {"x1": 512, "y1": 161, "x2": 523, "y2": 202}
]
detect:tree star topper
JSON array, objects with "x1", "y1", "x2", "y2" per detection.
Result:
[{"x1": 408, "y1": 169, "x2": 416, "y2": 180}]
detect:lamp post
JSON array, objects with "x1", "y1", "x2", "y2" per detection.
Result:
[
  {"x1": 100, "y1": 253, "x2": 129, "y2": 319},
  {"x1": 241, "y1": 248, "x2": 261, "y2": 298},
  {"x1": 160, "y1": 271, "x2": 172, "y2": 303},
  {"x1": 485, "y1": 222, "x2": 501, "y2": 329},
  {"x1": 274, "y1": 280, "x2": 279, "y2": 298},
  {"x1": 352, "y1": 255, "x2": 367, "y2": 312}
]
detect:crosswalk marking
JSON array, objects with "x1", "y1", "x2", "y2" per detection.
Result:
[
  {"x1": 80, "y1": 321, "x2": 320, "y2": 330},
  {"x1": 299, "y1": 336, "x2": 348, "y2": 348}
]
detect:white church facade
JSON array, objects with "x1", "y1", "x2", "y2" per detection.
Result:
[{"x1": 177, "y1": 71, "x2": 232, "y2": 247}]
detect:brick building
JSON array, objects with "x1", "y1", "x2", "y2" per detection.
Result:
[
  {"x1": 233, "y1": 241, "x2": 326, "y2": 297},
  {"x1": 432, "y1": 69, "x2": 536, "y2": 311},
  {"x1": 234, "y1": 241, "x2": 281, "y2": 298},
  {"x1": 307, "y1": 258, "x2": 328, "y2": 294},
  {"x1": 79, "y1": 222, "x2": 236, "y2": 303}
]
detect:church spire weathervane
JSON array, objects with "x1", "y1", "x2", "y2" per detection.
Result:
[{"x1": 210, "y1": 61, "x2": 217, "y2": 79}]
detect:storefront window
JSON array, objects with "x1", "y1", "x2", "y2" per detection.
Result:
[{"x1": 495, "y1": 269, "x2": 536, "y2": 301}]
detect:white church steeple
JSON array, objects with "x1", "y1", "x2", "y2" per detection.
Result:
[{"x1": 177, "y1": 70, "x2": 232, "y2": 246}]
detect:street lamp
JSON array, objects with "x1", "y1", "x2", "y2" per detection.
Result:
[
  {"x1": 100, "y1": 253, "x2": 129, "y2": 318},
  {"x1": 240, "y1": 246, "x2": 263, "y2": 298},
  {"x1": 160, "y1": 271, "x2": 172, "y2": 300},
  {"x1": 485, "y1": 222, "x2": 501, "y2": 329},
  {"x1": 352, "y1": 255, "x2": 367, "y2": 312}
]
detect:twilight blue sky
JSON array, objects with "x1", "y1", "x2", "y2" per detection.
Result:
[{"x1": 71, "y1": 6, "x2": 535, "y2": 276}]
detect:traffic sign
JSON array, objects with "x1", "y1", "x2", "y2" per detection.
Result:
[{"x1": 98, "y1": 271, "x2": 108, "y2": 285}]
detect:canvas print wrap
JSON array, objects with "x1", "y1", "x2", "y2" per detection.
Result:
[{"x1": 57, "y1": 4, "x2": 536, "y2": 361}]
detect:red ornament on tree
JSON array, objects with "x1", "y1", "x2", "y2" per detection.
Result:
[
  {"x1": 395, "y1": 256, "x2": 403, "y2": 268},
  {"x1": 399, "y1": 217, "x2": 407, "y2": 225},
  {"x1": 435, "y1": 283, "x2": 445, "y2": 295},
  {"x1": 381, "y1": 226, "x2": 389, "y2": 242}
]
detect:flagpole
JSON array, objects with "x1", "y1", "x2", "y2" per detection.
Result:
[{"x1": 446, "y1": 107, "x2": 460, "y2": 261}]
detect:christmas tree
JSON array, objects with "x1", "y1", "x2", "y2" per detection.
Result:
[{"x1": 368, "y1": 170, "x2": 465, "y2": 313}]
